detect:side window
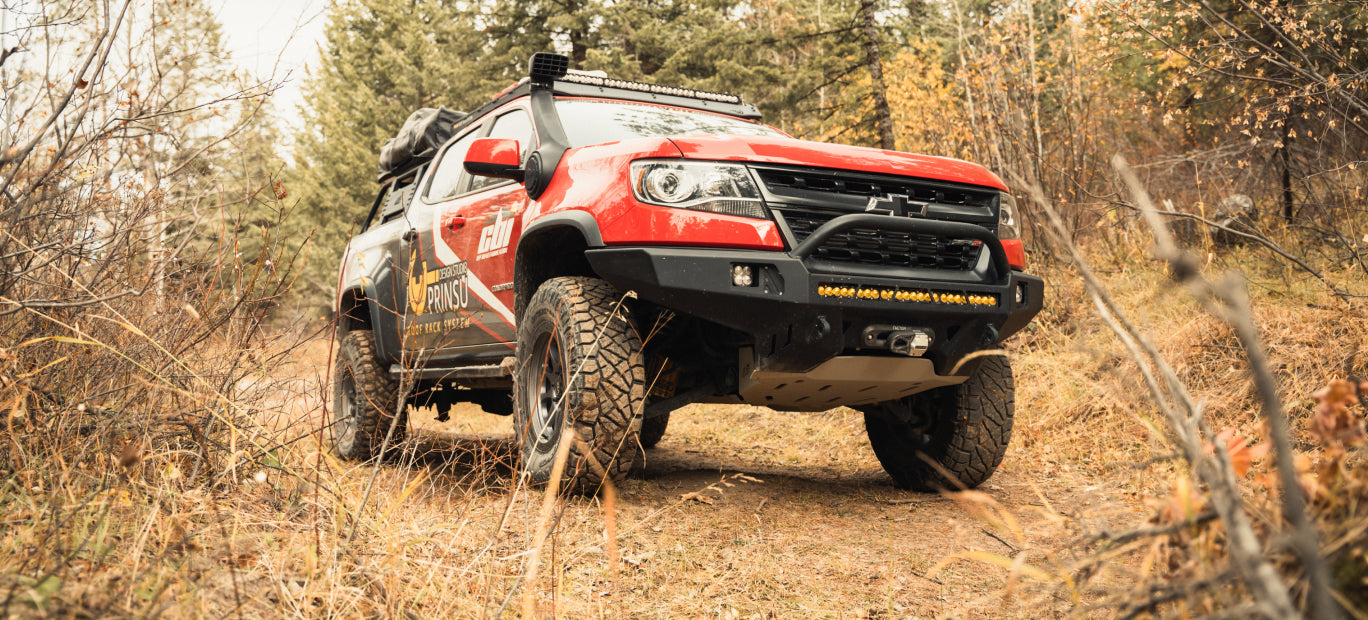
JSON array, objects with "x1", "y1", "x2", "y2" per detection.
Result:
[
  {"x1": 364, "y1": 183, "x2": 391, "y2": 231},
  {"x1": 469, "y1": 109, "x2": 536, "y2": 193},
  {"x1": 425, "y1": 131, "x2": 479, "y2": 202}
]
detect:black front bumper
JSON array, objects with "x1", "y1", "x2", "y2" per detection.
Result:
[{"x1": 586, "y1": 226, "x2": 1043, "y2": 378}]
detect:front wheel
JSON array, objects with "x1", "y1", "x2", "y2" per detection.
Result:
[
  {"x1": 862, "y1": 355, "x2": 1014, "y2": 491},
  {"x1": 514, "y1": 277, "x2": 645, "y2": 490}
]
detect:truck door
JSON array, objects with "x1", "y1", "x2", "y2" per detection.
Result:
[
  {"x1": 402, "y1": 130, "x2": 480, "y2": 354},
  {"x1": 458, "y1": 107, "x2": 537, "y2": 348},
  {"x1": 401, "y1": 106, "x2": 536, "y2": 358},
  {"x1": 366, "y1": 169, "x2": 423, "y2": 361}
]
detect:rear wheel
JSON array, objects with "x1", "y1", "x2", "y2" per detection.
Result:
[
  {"x1": 333, "y1": 330, "x2": 405, "y2": 459},
  {"x1": 514, "y1": 277, "x2": 645, "y2": 490},
  {"x1": 862, "y1": 356, "x2": 1014, "y2": 491},
  {"x1": 639, "y1": 412, "x2": 670, "y2": 449}
]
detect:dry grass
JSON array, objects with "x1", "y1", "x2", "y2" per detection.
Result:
[{"x1": 3, "y1": 227, "x2": 1366, "y2": 618}]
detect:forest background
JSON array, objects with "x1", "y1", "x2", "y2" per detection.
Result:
[{"x1": 1, "y1": 0, "x2": 1366, "y2": 616}]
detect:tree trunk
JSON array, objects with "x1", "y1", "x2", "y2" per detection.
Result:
[
  {"x1": 570, "y1": 30, "x2": 587, "y2": 69},
  {"x1": 137, "y1": 139, "x2": 165, "y2": 309},
  {"x1": 1280, "y1": 118, "x2": 1294, "y2": 222},
  {"x1": 859, "y1": 0, "x2": 896, "y2": 151},
  {"x1": 951, "y1": 0, "x2": 979, "y2": 163},
  {"x1": 1026, "y1": 0, "x2": 1045, "y2": 186}
]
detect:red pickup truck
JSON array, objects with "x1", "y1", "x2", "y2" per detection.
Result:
[{"x1": 332, "y1": 53, "x2": 1043, "y2": 491}]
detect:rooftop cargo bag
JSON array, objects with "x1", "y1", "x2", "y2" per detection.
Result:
[{"x1": 378, "y1": 106, "x2": 465, "y2": 179}]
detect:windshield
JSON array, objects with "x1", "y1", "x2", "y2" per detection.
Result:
[{"x1": 555, "y1": 99, "x2": 784, "y2": 147}]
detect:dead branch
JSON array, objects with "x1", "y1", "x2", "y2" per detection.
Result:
[
  {"x1": 0, "y1": 290, "x2": 135, "y2": 317},
  {"x1": 1114, "y1": 154, "x2": 1338, "y2": 619},
  {"x1": 1014, "y1": 167, "x2": 1301, "y2": 618},
  {"x1": 1116, "y1": 203, "x2": 1358, "y2": 306},
  {"x1": 1094, "y1": 510, "x2": 1219, "y2": 547}
]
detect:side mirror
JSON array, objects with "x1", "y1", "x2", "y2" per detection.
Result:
[{"x1": 464, "y1": 138, "x2": 524, "y2": 182}]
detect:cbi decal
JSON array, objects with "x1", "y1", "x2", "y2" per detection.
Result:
[
  {"x1": 408, "y1": 258, "x2": 470, "y2": 315},
  {"x1": 476, "y1": 210, "x2": 515, "y2": 260}
]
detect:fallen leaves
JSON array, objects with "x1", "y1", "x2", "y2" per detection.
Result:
[
  {"x1": 680, "y1": 491, "x2": 715, "y2": 505},
  {"x1": 678, "y1": 473, "x2": 763, "y2": 506},
  {"x1": 1206, "y1": 427, "x2": 1270, "y2": 478},
  {"x1": 117, "y1": 438, "x2": 143, "y2": 470},
  {"x1": 1309, "y1": 378, "x2": 1367, "y2": 449}
]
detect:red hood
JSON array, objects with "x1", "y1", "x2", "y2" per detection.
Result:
[{"x1": 666, "y1": 134, "x2": 1007, "y2": 191}]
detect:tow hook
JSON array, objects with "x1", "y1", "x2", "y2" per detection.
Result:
[{"x1": 862, "y1": 325, "x2": 933, "y2": 357}]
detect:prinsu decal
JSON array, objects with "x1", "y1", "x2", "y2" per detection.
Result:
[
  {"x1": 407, "y1": 256, "x2": 471, "y2": 316},
  {"x1": 476, "y1": 209, "x2": 515, "y2": 260},
  {"x1": 408, "y1": 253, "x2": 439, "y2": 314},
  {"x1": 425, "y1": 262, "x2": 470, "y2": 313}
]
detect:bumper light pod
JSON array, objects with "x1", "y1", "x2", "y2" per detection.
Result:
[{"x1": 731, "y1": 264, "x2": 754, "y2": 287}]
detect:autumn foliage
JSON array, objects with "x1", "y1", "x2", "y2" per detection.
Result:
[{"x1": 1, "y1": 0, "x2": 1366, "y2": 616}]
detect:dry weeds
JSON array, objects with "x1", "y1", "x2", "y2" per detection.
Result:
[{"x1": 5, "y1": 222, "x2": 1367, "y2": 617}]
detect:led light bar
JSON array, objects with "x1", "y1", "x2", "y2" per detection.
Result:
[
  {"x1": 557, "y1": 72, "x2": 743, "y2": 105},
  {"x1": 816, "y1": 284, "x2": 998, "y2": 307}
]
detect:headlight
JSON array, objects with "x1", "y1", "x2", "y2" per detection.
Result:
[
  {"x1": 631, "y1": 161, "x2": 767, "y2": 219},
  {"x1": 998, "y1": 192, "x2": 1020, "y2": 240}
]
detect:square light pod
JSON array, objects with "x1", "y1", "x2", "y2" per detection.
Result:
[{"x1": 731, "y1": 264, "x2": 755, "y2": 287}]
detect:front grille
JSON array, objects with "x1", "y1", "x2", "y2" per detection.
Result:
[
  {"x1": 756, "y1": 168, "x2": 997, "y2": 208},
  {"x1": 778, "y1": 207, "x2": 984, "y2": 270}
]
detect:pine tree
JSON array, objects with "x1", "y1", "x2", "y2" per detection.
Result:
[
  {"x1": 286, "y1": 0, "x2": 931, "y2": 306},
  {"x1": 288, "y1": 0, "x2": 487, "y2": 303},
  {"x1": 105, "y1": 0, "x2": 284, "y2": 300}
]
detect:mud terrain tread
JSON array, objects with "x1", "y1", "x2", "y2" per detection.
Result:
[
  {"x1": 638, "y1": 412, "x2": 669, "y2": 449},
  {"x1": 865, "y1": 356, "x2": 1013, "y2": 491},
  {"x1": 334, "y1": 330, "x2": 404, "y2": 460},
  {"x1": 515, "y1": 277, "x2": 645, "y2": 490}
]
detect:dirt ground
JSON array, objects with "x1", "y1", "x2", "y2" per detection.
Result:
[
  {"x1": 364, "y1": 398, "x2": 1148, "y2": 618},
  {"x1": 233, "y1": 265, "x2": 1360, "y2": 618}
]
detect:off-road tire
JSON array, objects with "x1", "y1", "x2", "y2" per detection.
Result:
[
  {"x1": 333, "y1": 330, "x2": 405, "y2": 459},
  {"x1": 514, "y1": 277, "x2": 645, "y2": 490},
  {"x1": 639, "y1": 412, "x2": 669, "y2": 449},
  {"x1": 863, "y1": 356, "x2": 1014, "y2": 491}
]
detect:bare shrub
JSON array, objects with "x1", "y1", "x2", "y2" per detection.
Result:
[{"x1": 0, "y1": 1, "x2": 315, "y2": 613}]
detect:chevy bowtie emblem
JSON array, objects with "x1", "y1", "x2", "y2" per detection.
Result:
[{"x1": 864, "y1": 194, "x2": 929, "y2": 217}]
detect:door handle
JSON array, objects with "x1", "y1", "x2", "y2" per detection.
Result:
[
  {"x1": 444, "y1": 216, "x2": 466, "y2": 231},
  {"x1": 402, "y1": 229, "x2": 419, "y2": 242}
]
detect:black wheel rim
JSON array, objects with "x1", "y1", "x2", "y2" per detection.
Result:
[
  {"x1": 874, "y1": 397, "x2": 934, "y2": 447},
  {"x1": 528, "y1": 330, "x2": 566, "y2": 453},
  {"x1": 336, "y1": 365, "x2": 359, "y2": 447}
]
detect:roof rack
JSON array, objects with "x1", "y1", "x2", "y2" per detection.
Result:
[{"x1": 377, "y1": 54, "x2": 766, "y2": 183}]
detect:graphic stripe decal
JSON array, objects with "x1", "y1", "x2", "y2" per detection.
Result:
[{"x1": 432, "y1": 210, "x2": 517, "y2": 328}]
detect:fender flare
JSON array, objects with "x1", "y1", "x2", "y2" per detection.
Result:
[
  {"x1": 513, "y1": 211, "x2": 606, "y2": 320},
  {"x1": 518, "y1": 210, "x2": 604, "y2": 249},
  {"x1": 337, "y1": 281, "x2": 398, "y2": 361}
]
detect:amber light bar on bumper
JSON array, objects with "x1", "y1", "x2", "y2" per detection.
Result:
[{"x1": 816, "y1": 283, "x2": 999, "y2": 307}]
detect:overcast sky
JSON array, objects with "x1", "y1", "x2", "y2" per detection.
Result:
[{"x1": 213, "y1": 0, "x2": 329, "y2": 131}]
